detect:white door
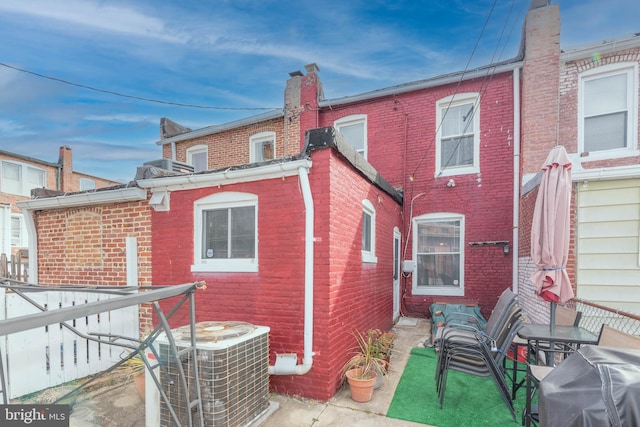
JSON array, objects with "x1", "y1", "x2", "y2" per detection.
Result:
[{"x1": 393, "y1": 228, "x2": 401, "y2": 321}]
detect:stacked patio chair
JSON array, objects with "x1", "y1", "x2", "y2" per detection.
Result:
[
  {"x1": 434, "y1": 289, "x2": 522, "y2": 422},
  {"x1": 433, "y1": 288, "x2": 517, "y2": 352}
]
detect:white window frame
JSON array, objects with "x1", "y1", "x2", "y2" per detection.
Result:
[
  {"x1": 11, "y1": 214, "x2": 27, "y2": 247},
  {"x1": 79, "y1": 178, "x2": 96, "y2": 191},
  {"x1": 186, "y1": 144, "x2": 208, "y2": 172},
  {"x1": 578, "y1": 63, "x2": 638, "y2": 161},
  {"x1": 435, "y1": 93, "x2": 480, "y2": 177},
  {"x1": 192, "y1": 192, "x2": 258, "y2": 273},
  {"x1": 1, "y1": 160, "x2": 46, "y2": 197},
  {"x1": 250, "y1": 132, "x2": 276, "y2": 163},
  {"x1": 362, "y1": 199, "x2": 377, "y2": 263},
  {"x1": 412, "y1": 212, "x2": 464, "y2": 296},
  {"x1": 334, "y1": 114, "x2": 368, "y2": 159}
]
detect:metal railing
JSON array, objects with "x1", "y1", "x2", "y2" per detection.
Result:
[{"x1": 571, "y1": 298, "x2": 640, "y2": 337}]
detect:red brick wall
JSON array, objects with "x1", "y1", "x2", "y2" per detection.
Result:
[
  {"x1": 162, "y1": 117, "x2": 299, "y2": 170},
  {"x1": 306, "y1": 73, "x2": 516, "y2": 319},
  {"x1": 33, "y1": 201, "x2": 154, "y2": 333},
  {"x1": 151, "y1": 146, "x2": 401, "y2": 400}
]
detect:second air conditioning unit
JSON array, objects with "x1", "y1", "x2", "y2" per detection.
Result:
[{"x1": 144, "y1": 159, "x2": 195, "y2": 173}]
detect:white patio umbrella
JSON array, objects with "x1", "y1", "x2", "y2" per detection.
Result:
[{"x1": 530, "y1": 145, "x2": 574, "y2": 325}]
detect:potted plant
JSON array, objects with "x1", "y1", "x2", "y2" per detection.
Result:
[
  {"x1": 343, "y1": 329, "x2": 390, "y2": 402},
  {"x1": 115, "y1": 350, "x2": 146, "y2": 401}
]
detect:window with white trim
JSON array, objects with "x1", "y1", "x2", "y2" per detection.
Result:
[
  {"x1": 335, "y1": 114, "x2": 367, "y2": 158},
  {"x1": 579, "y1": 63, "x2": 638, "y2": 159},
  {"x1": 79, "y1": 178, "x2": 96, "y2": 191},
  {"x1": 192, "y1": 192, "x2": 258, "y2": 272},
  {"x1": 186, "y1": 145, "x2": 208, "y2": 172},
  {"x1": 11, "y1": 214, "x2": 27, "y2": 247},
  {"x1": 1, "y1": 161, "x2": 45, "y2": 196},
  {"x1": 250, "y1": 132, "x2": 275, "y2": 163},
  {"x1": 435, "y1": 94, "x2": 480, "y2": 176},
  {"x1": 362, "y1": 199, "x2": 377, "y2": 263},
  {"x1": 413, "y1": 213, "x2": 464, "y2": 296}
]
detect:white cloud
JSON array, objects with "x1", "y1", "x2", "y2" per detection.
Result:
[
  {"x1": 0, "y1": 0, "x2": 188, "y2": 43},
  {"x1": 85, "y1": 114, "x2": 156, "y2": 124}
]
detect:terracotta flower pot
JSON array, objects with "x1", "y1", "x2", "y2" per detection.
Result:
[
  {"x1": 345, "y1": 368, "x2": 377, "y2": 402},
  {"x1": 133, "y1": 373, "x2": 145, "y2": 402}
]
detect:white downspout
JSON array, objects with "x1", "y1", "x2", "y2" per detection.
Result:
[
  {"x1": 512, "y1": 67, "x2": 521, "y2": 294},
  {"x1": 268, "y1": 165, "x2": 314, "y2": 375},
  {"x1": 22, "y1": 208, "x2": 38, "y2": 284}
]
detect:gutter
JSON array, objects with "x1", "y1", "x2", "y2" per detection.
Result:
[
  {"x1": 16, "y1": 187, "x2": 147, "y2": 210},
  {"x1": 137, "y1": 159, "x2": 312, "y2": 192},
  {"x1": 269, "y1": 166, "x2": 315, "y2": 375}
]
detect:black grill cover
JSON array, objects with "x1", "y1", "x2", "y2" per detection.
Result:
[{"x1": 539, "y1": 345, "x2": 640, "y2": 427}]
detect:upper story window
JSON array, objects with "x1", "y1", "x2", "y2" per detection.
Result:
[
  {"x1": 579, "y1": 63, "x2": 638, "y2": 160},
  {"x1": 250, "y1": 132, "x2": 275, "y2": 163},
  {"x1": 79, "y1": 178, "x2": 96, "y2": 191},
  {"x1": 413, "y1": 213, "x2": 464, "y2": 296},
  {"x1": 335, "y1": 114, "x2": 367, "y2": 159},
  {"x1": 186, "y1": 145, "x2": 208, "y2": 172},
  {"x1": 362, "y1": 199, "x2": 377, "y2": 263},
  {"x1": 435, "y1": 94, "x2": 480, "y2": 177},
  {"x1": 192, "y1": 192, "x2": 258, "y2": 273},
  {"x1": 1, "y1": 161, "x2": 45, "y2": 197}
]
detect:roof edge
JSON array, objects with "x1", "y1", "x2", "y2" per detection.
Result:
[
  {"x1": 319, "y1": 60, "x2": 522, "y2": 108},
  {"x1": 155, "y1": 109, "x2": 284, "y2": 146}
]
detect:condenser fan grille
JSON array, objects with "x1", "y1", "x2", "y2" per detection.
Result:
[{"x1": 174, "y1": 321, "x2": 257, "y2": 342}]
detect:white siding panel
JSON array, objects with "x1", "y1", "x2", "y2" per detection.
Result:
[
  {"x1": 578, "y1": 268, "x2": 640, "y2": 285},
  {"x1": 577, "y1": 179, "x2": 640, "y2": 314},
  {"x1": 579, "y1": 236, "x2": 637, "y2": 253},
  {"x1": 578, "y1": 186, "x2": 640, "y2": 207},
  {"x1": 579, "y1": 220, "x2": 637, "y2": 238},
  {"x1": 579, "y1": 204, "x2": 638, "y2": 222}
]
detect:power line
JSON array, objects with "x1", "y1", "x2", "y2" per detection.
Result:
[{"x1": 0, "y1": 62, "x2": 281, "y2": 112}]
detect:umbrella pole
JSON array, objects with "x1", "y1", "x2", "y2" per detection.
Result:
[{"x1": 549, "y1": 301, "x2": 556, "y2": 331}]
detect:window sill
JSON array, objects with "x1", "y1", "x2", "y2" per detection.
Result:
[
  {"x1": 412, "y1": 286, "x2": 464, "y2": 296},
  {"x1": 362, "y1": 253, "x2": 378, "y2": 264},
  {"x1": 578, "y1": 149, "x2": 639, "y2": 163},
  {"x1": 435, "y1": 166, "x2": 479, "y2": 177},
  {"x1": 191, "y1": 261, "x2": 258, "y2": 273}
]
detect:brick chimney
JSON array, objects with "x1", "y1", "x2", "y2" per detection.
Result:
[
  {"x1": 58, "y1": 145, "x2": 73, "y2": 192},
  {"x1": 284, "y1": 63, "x2": 323, "y2": 154},
  {"x1": 521, "y1": 1, "x2": 560, "y2": 183}
]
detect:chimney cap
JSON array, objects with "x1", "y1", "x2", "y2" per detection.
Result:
[
  {"x1": 289, "y1": 70, "x2": 303, "y2": 77},
  {"x1": 304, "y1": 63, "x2": 320, "y2": 74}
]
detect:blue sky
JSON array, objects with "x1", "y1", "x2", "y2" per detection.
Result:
[{"x1": 1, "y1": 0, "x2": 638, "y2": 183}]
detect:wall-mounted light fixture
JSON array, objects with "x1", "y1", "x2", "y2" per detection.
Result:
[{"x1": 503, "y1": 244, "x2": 510, "y2": 255}]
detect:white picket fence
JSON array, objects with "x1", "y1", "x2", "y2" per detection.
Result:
[{"x1": 0, "y1": 287, "x2": 138, "y2": 398}]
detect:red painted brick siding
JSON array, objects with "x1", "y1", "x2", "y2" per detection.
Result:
[
  {"x1": 307, "y1": 73, "x2": 516, "y2": 319},
  {"x1": 151, "y1": 147, "x2": 401, "y2": 400}
]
